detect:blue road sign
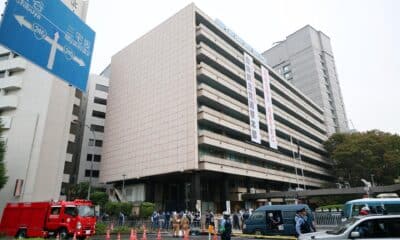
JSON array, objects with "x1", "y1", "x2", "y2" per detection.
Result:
[{"x1": 0, "y1": 0, "x2": 95, "y2": 91}]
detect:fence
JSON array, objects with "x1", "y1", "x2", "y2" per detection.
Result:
[{"x1": 314, "y1": 211, "x2": 343, "y2": 226}]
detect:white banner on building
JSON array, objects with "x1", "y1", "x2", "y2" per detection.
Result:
[
  {"x1": 261, "y1": 66, "x2": 278, "y2": 149},
  {"x1": 243, "y1": 53, "x2": 261, "y2": 144}
]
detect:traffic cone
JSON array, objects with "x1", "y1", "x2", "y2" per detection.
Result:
[
  {"x1": 183, "y1": 230, "x2": 189, "y2": 240},
  {"x1": 141, "y1": 225, "x2": 147, "y2": 240},
  {"x1": 117, "y1": 232, "x2": 121, "y2": 240},
  {"x1": 73, "y1": 232, "x2": 77, "y2": 240},
  {"x1": 130, "y1": 228, "x2": 137, "y2": 240},
  {"x1": 106, "y1": 229, "x2": 111, "y2": 240},
  {"x1": 157, "y1": 228, "x2": 162, "y2": 240},
  {"x1": 213, "y1": 230, "x2": 218, "y2": 240}
]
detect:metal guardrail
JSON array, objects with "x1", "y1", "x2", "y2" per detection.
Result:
[{"x1": 314, "y1": 211, "x2": 342, "y2": 226}]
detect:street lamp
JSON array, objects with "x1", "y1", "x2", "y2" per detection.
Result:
[
  {"x1": 122, "y1": 174, "x2": 126, "y2": 201},
  {"x1": 73, "y1": 120, "x2": 95, "y2": 200},
  {"x1": 371, "y1": 174, "x2": 375, "y2": 187}
]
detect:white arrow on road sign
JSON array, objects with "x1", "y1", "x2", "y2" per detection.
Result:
[{"x1": 14, "y1": 14, "x2": 86, "y2": 69}]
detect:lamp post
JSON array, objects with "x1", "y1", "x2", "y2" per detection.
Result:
[
  {"x1": 122, "y1": 174, "x2": 126, "y2": 201},
  {"x1": 371, "y1": 174, "x2": 375, "y2": 187}
]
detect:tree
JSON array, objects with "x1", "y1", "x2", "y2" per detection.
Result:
[
  {"x1": 0, "y1": 119, "x2": 7, "y2": 190},
  {"x1": 324, "y1": 130, "x2": 400, "y2": 187},
  {"x1": 68, "y1": 182, "x2": 89, "y2": 200},
  {"x1": 90, "y1": 191, "x2": 108, "y2": 208}
]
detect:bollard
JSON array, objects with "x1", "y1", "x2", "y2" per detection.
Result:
[
  {"x1": 111, "y1": 223, "x2": 114, "y2": 232},
  {"x1": 117, "y1": 232, "x2": 121, "y2": 240},
  {"x1": 72, "y1": 232, "x2": 77, "y2": 240},
  {"x1": 56, "y1": 233, "x2": 60, "y2": 240}
]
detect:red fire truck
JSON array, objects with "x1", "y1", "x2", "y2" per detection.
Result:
[{"x1": 0, "y1": 199, "x2": 96, "y2": 239}]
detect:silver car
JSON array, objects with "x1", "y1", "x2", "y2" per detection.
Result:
[{"x1": 299, "y1": 215, "x2": 400, "y2": 240}]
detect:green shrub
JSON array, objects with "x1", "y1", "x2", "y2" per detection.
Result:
[
  {"x1": 120, "y1": 202, "x2": 133, "y2": 216},
  {"x1": 96, "y1": 222, "x2": 108, "y2": 235},
  {"x1": 140, "y1": 202, "x2": 155, "y2": 219},
  {"x1": 105, "y1": 202, "x2": 121, "y2": 216}
]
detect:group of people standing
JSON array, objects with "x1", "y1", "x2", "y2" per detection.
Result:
[{"x1": 150, "y1": 211, "x2": 201, "y2": 237}]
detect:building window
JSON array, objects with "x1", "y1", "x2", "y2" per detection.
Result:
[
  {"x1": 92, "y1": 110, "x2": 106, "y2": 119},
  {"x1": 94, "y1": 155, "x2": 101, "y2": 162},
  {"x1": 0, "y1": 71, "x2": 5, "y2": 78},
  {"x1": 85, "y1": 170, "x2": 100, "y2": 178},
  {"x1": 88, "y1": 139, "x2": 103, "y2": 147},
  {"x1": 95, "y1": 84, "x2": 108, "y2": 93},
  {"x1": 95, "y1": 140, "x2": 103, "y2": 147},
  {"x1": 72, "y1": 104, "x2": 80, "y2": 116},
  {"x1": 94, "y1": 97, "x2": 107, "y2": 105},
  {"x1": 90, "y1": 124, "x2": 104, "y2": 133},
  {"x1": 87, "y1": 154, "x2": 101, "y2": 162}
]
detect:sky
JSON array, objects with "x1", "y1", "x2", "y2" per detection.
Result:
[{"x1": 2, "y1": 0, "x2": 400, "y2": 134}]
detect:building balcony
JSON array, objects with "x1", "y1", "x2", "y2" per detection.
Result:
[
  {"x1": 0, "y1": 95, "x2": 18, "y2": 110},
  {"x1": 0, "y1": 116, "x2": 12, "y2": 129},
  {"x1": 0, "y1": 57, "x2": 26, "y2": 72},
  {"x1": 0, "y1": 76, "x2": 23, "y2": 90}
]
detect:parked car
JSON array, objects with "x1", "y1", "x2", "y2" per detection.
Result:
[
  {"x1": 243, "y1": 204, "x2": 314, "y2": 236},
  {"x1": 299, "y1": 214, "x2": 400, "y2": 240}
]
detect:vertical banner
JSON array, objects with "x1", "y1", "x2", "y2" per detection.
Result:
[
  {"x1": 261, "y1": 66, "x2": 278, "y2": 149},
  {"x1": 243, "y1": 53, "x2": 261, "y2": 144}
]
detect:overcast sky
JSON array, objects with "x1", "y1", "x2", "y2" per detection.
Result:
[{"x1": 2, "y1": 0, "x2": 400, "y2": 134}]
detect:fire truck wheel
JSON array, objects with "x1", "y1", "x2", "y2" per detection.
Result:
[
  {"x1": 16, "y1": 229, "x2": 27, "y2": 239},
  {"x1": 58, "y1": 228, "x2": 69, "y2": 239}
]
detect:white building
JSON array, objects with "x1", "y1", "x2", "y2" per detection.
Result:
[
  {"x1": 263, "y1": 26, "x2": 348, "y2": 134},
  {"x1": 77, "y1": 66, "x2": 110, "y2": 186},
  {"x1": 0, "y1": 0, "x2": 89, "y2": 217}
]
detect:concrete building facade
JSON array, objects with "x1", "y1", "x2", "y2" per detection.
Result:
[
  {"x1": 77, "y1": 67, "x2": 110, "y2": 187},
  {"x1": 263, "y1": 25, "x2": 348, "y2": 135},
  {"x1": 101, "y1": 4, "x2": 332, "y2": 212},
  {"x1": 0, "y1": 0, "x2": 89, "y2": 216}
]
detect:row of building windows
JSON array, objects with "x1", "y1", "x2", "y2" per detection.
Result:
[{"x1": 196, "y1": 31, "x2": 325, "y2": 133}]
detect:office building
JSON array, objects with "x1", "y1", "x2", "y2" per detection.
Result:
[
  {"x1": 0, "y1": 0, "x2": 89, "y2": 216},
  {"x1": 101, "y1": 4, "x2": 332, "y2": 211},
  {"x1": 77, "y1": 66, "x2": 110, "y2": 186},
  {"x1": 263, "y1": 25, "x2": 348, "y2": 134}
]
